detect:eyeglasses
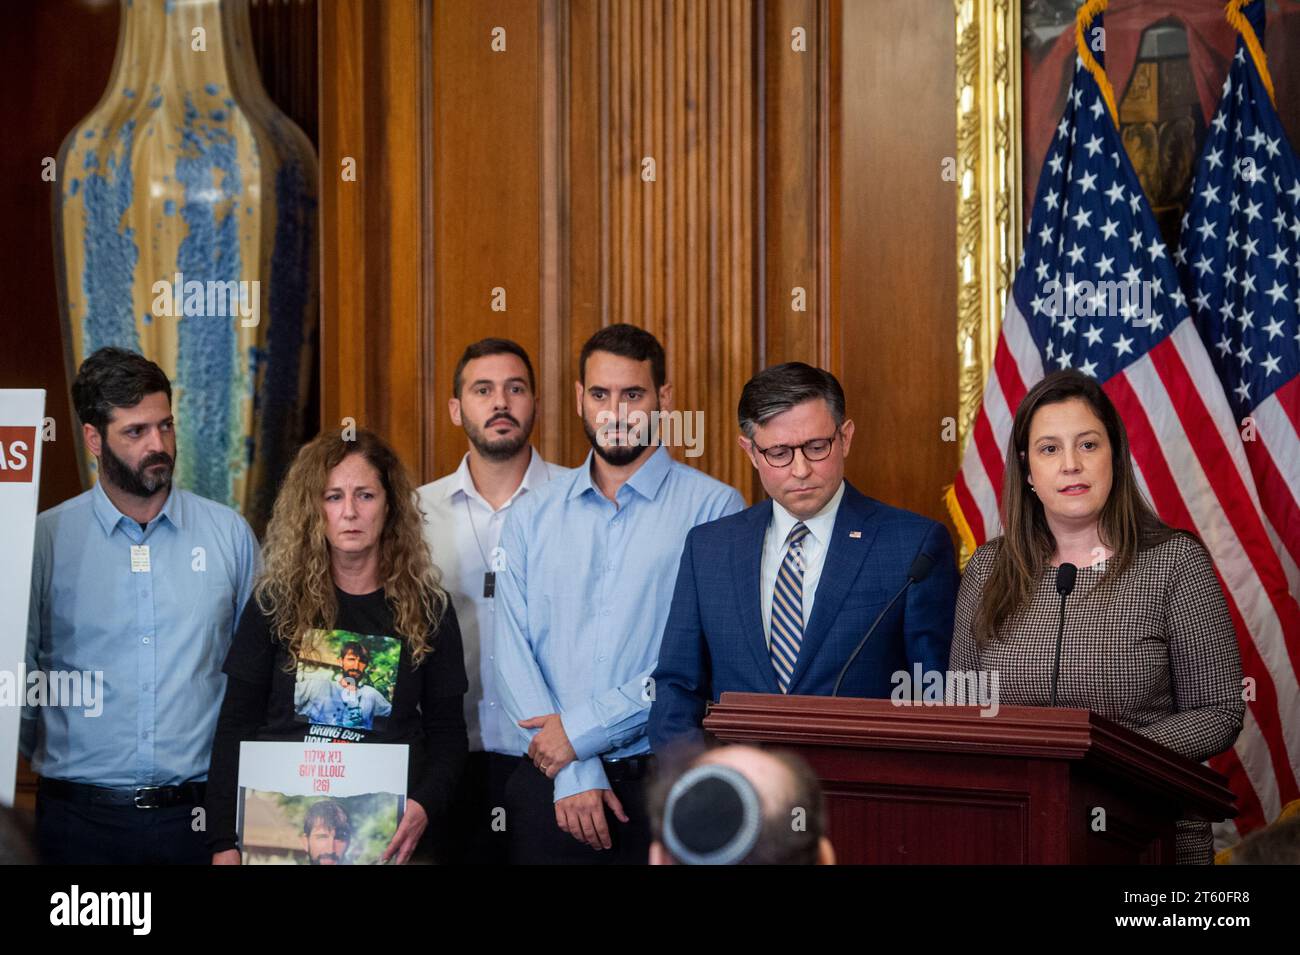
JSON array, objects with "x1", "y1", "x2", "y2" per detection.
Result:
[{"x1": 750, "y1": 431, "x2": 839, "y2": 468}]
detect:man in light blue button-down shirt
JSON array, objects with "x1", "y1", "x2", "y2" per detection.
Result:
[
  {"x1": 21, "y1": 348, "x2": 257, "y2": 864},
  {"x1": 493, "y1": 325, "x2": 743, "y2": 864},
  {"x1": 417, "y1": 337, "x2": 569, "y2": 864}
]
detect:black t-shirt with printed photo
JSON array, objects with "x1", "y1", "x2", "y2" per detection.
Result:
[{"x1": 204, "y1": 587, "x2": 468, "y2": 854}]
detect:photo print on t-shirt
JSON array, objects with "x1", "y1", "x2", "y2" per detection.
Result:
[{"x1": 293, "y1": 629, "x2": 399, "y2": 741}]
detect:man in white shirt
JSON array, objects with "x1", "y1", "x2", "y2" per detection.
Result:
[{"x1": 417, "y1": 338, "x2": 566, "y2": 863}]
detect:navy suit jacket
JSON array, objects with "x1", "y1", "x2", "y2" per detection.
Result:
[{"x1": 648, "y1": 481, "x2": 958, "y2": 751}]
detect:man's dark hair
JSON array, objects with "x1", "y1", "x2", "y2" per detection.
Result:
[
  {"x1": 578, "y1": 324, "x2": 666, "y2": 390},
  {"x1": 339, "y1": 641, "x2": 371, "y2": 666},
  {"x1": 737, "y1": 362, "x2": 845, "y2": 438},
  {"x1": 452, "y1": 338, "x2": 536, "y2": 397},
  {"x1": 71, "y1": 346, "x2": 172, "y2": 434},
  {"x1": 303, "y1": 799, "x2": 352, "y2": 839},
  {"x1": 648, "y1": 744, "x2": 825, "y2": 865}
]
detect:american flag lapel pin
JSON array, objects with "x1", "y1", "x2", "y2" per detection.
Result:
[{"x1": 849, "y1": 530, "x2": 862, "y2": 539}]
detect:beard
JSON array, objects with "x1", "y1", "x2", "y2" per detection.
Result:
[
  {"x1": 99, "y1": 436, "x2": 174, "y2": 498},
  {"x1": 582, "y1": 408, "x2": 655, "y2": 467},
  {"x1": 465, "y1": 412, "x2": 532, "y2": 462}
]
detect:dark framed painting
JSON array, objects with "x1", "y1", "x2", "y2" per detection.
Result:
[{"x1": 953, "y1": 0, "x2": 1300, "y2": 456}]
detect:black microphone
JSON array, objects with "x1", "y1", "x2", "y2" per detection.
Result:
[
  {"x1": 832, "y1": 552, "x2": 935, "y2": 697},
  {"x1": 1049, "y1": 562, "x2": 1077, "y2": 707}
]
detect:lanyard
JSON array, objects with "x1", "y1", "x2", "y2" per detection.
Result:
[{"x1": 463, "y1": 494, "x2": 497, "y2": 598}]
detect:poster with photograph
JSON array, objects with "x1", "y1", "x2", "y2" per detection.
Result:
[
  {"x1": 236, "y1": 740, "x2": 408, "y2": 866},
  {"x1": 294, "y1": 628, "x2": 400, "y2": 742}
]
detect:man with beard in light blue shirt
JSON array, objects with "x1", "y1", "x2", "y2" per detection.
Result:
[
  {"x1": 22, "y1": 348, "x2": 257, "y2": 865},
  {"x1": 493, "y1": 324, "x2": 743, "y2": 864}
]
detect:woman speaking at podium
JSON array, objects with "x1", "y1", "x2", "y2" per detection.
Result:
[{"x1": 949, "y1": 370, "x2": 1244, "y2": 864}]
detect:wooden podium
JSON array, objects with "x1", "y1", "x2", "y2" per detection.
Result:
[{"x1": 702, "y1": 693, "x2": 1237, "y2": 864}]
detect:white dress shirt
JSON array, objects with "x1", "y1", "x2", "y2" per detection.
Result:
[
  {"x1": 760, "y1": 480, "x2": 846, "y2": 648},
  {"x1": 417, "y1": 448, "x2": 566, "y2": 754}
]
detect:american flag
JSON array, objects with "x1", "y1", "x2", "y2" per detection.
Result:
[
  {"x1": 946, "y1": 2, "x2": 1300, "y2": 840},
  {"x1": 1176, "y1": 0, "x2": 1300, "y2": 838}
]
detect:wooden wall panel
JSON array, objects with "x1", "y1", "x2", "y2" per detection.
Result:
[
  {"x1": 567, "y1": 0, "x2": 761, "y2": 497},
  {"x1": 763, "y1": 0, "x2": 831, "y2": 371},
  {"x1": 431, "y1": 1, "x2": 547, "y2": 476},
  {"x1": 251, "y1": 0, "x2": 320, "y2": 148},
  {"x1": 540, "y1": 0, "x2": 575, "y2": 468},
  {"x1": 566, "y1": 0, "x2": 604, "y2": 462},
  {"x1": 320, "y1": 0, "x2": 961, "y2": 534},
  {"x1": 835, "y1": 0, "x2": 958, "y2": 530},
  {"x1": 319, "y1": 0, "x2": 430, "y2": 473},
  {"x1": 0, "y1": 0, "x2": 120, "y2": 515},
  {"x1": 418, "y1": 0, "x2": 770, "y2": 495}
]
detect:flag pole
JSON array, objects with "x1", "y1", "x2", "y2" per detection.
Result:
[
  {"x1": 1073, "y1": 0, "x2": 1118, "y2": 125},
  {"x1": 1225, "y1": 0, "x2": 1277, "y2": 106}
]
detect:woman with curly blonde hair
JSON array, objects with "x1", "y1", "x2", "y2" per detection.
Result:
[{"x1": 205, "y1": 429, "x2": 468, "y2": 864}]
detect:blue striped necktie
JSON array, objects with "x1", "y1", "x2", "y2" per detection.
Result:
[{"x1": 770, "y1": 522, "x2": 811, "y2": 693}]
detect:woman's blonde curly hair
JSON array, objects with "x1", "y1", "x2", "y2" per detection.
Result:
[{"x1": 255, "y1": 428, "x2": 447, "y2": 667}]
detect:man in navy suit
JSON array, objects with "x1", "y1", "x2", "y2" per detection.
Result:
[{"x1": 649, "y1": 362, "x2": 958, "y2": 750}]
